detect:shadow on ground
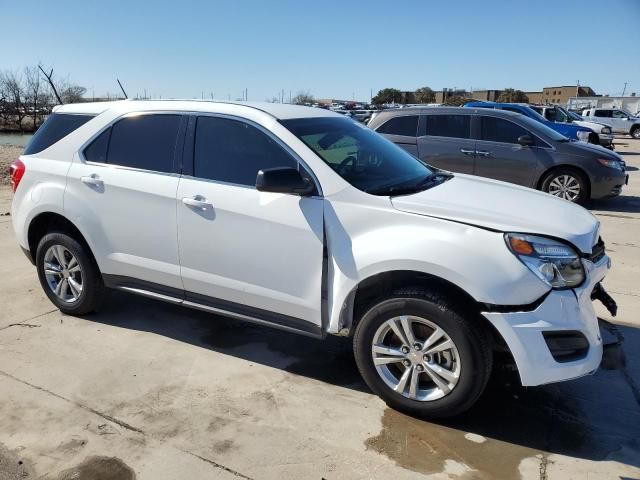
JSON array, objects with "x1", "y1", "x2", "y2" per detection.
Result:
[
  {"x1": 591, "y1": 194, "x2": 640, "y2": 214},
  {"x1": 87, "y1": 291, "x2": 640, "y2": 478}
]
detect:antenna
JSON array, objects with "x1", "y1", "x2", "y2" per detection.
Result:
[{"x1": 117, "y1": 79, "x2": 128, "y2": 99}]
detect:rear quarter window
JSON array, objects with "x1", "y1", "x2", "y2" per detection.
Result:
[
  {"x1": 376, "y1": 115, "x2": 419, "y2": 136},
  {"x1": 24, "y1": 113, "x2": 94, "y2": 155}
]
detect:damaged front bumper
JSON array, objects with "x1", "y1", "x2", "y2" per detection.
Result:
[{"x1": 481, "y1": 254, "x2": 617, "y2": 387}]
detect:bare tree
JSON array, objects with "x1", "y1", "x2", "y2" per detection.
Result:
[
  {"x1": 0, "y1": 71, "x2": 27, "y2": 131},
  {"x1": 291, "y1": 90, "x2": 314, "y2": 105},
  {"x1": 24, "y1": 66, "x2": 46, "y2": 130},
  {"x1": 60, "y1": 84, "x2": 87, "y2": 103}
]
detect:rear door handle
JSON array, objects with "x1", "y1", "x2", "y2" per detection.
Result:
[
  {"x1": 476, "y1": 150, "x2": 492, "y2": 157},
  {"x1": 182, "y1": 195, "x2": 211, "y2": 210},
  {"x1": 80, "y1": 174, "x2": 103, "y2": 187},
  {"x1": 460, "y1": 149, "x2": 475, "y2": 156}
]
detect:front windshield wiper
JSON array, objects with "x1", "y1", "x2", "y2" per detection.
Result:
[{"x1": 367, "y1": 173, "x2": 453, "y2": 196}]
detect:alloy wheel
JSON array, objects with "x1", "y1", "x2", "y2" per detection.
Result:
[
  {"x1": 43, "y1": 245, "x2": 83, "y2": 303},
  {"x1": 547, "y1": 174, "x2": 581, "y2": 201},
  {"x1": 371, "y1": 315, "x2": 461, "y2": 401}
]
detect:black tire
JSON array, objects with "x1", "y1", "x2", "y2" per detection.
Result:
[
  {"x1": 35, "y1": 231, "x2": 105, "y2": 315},
  {"x1": 631, "y1": 126, "x2": 640, "y2": 140},
  {"x1": 353, "y1": 287, "x2": 492, "y2": 418},
  {"x1": 540, "y1": 167, "x2": 590, "y2": 205}
]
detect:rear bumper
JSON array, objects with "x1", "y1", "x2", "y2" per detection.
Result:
[{"x1": 481, "y1": 255, "x2": 610, "y2": 386}]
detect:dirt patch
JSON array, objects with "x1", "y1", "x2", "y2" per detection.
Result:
[
  {"x1": 0, "y1": 444, "x2": 36, "y2": 480},
  {"x1": 52, "y1": 456, "x2": 135, "y2": 480},
  {"x1": 0, "y1": 145, "x2": 22, "y2": 185}
]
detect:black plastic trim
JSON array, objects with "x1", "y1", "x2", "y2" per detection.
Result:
[
  {"x1": 542, "y1": 330, "x2": 589, "y2": 363},
  {"x1": 480, "y1": 290, "x2": 551, "y2": 313},
  {"x1": 20, "y1": 246, "x2": 35, "y2": 265},
  {"x1": 103, "y1": 274, "x2": 322, "y2": 337}
]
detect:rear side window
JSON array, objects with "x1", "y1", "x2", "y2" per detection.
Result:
[
  {"x1": 376, "y1": 115, "x2": 419, "y2": 136},
  {"x1": 425, "y1": 115, "x2": 470, "y2": 139},
  {"x1": 103, "y1": 114, "x2": 181, "y2": 172},
  {"x1": 501, "y1": 107, "x2": 523, "y2": 115},
  {"x1": 594, "y1": 110, "x2": 611, "y2": 118},
  {"x1": 25, "y1": 113, "x2": 94, "y2": 155},
  {"x1": 480, "y1": 117, "x2": 530, "y2": 144},
  {"x1": 194, "y1": 116, "x2": 297, "y2": 186}
]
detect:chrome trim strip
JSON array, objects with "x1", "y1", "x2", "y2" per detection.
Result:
[{"x1": 117, "y1": 286, "x2": 183, "y2": 304}]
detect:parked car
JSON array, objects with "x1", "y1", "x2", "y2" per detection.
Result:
[
  {"x1": 464, "y1": 101, "x2": 598, "y2": 144},
  {"x1": 530, "y1": 105, "x2": 614, "y2": 149},
  {"x1": 10, "y1": 100, "x2": 619, "y2": 418},
  {"x1": 581, "y1": 108, "x2": 640, "y2": 139},
  {"x1": 368, "y1": 107, "x2": 627, "y2": 204}
]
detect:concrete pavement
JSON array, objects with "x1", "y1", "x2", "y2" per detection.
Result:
[{"x1": 0, "y1": 139, "x2": 639, "y2": 479}]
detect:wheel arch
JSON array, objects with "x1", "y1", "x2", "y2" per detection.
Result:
[
  {"x1": 338, "y1": 269, "x2": 509, "y2": 351},
  {"x1": 27, "y1": 212, "x2": 99, "y2": 268},
  {"x1": 536, "y1": 164, "x2": 592, "y2": 196}
]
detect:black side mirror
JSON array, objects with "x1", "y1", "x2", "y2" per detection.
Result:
[
  {"x1": 256, "y1": 167, "x2": 315, "y2": 196},
  {"x1": 517, "y1": 134, "x2": 535, "y2": 147}
]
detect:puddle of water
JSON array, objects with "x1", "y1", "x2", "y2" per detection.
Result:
[{"x1": 53, "y1": 456, "x2": 135, "y2": 480}]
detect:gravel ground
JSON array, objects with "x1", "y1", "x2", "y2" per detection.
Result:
[{"x1": 0, "y1": 145, "x2": 22, "y2": 185}]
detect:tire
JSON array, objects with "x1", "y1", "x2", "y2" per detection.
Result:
[
  {"x1": 353, "y1": 287, "x2": 492, "y2": 418},
  {"x1": 35, "y1": 231, "x2": 105, "y2": 315},
  {"x1": 631, "y1": 126, "x2": 640, "y2": 140},
  {"x1": 540, "y1": 167, "x2": 589, "y2": 205}
]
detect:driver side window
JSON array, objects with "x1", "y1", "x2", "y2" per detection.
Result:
[{"x1": 194, "y1": 116, "x2": 297, "y2": 186}]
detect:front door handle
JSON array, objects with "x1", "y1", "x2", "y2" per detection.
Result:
[
  {"x1": 80, "y1": 174, "x2": 103, "y2": 187},
  {"x1": 182, "y1": 195, "x2": 211, "y2": 210},
  {"x1": 476, "y1": 150, "x2": 492, "y2": 157},
  {"x1": 460, "y1": 149, "x2": 475, "y2": 156}
]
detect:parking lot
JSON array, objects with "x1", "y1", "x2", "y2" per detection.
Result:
[{"x1": 0, "y1": 139, "x2": 638, "y2": 480}]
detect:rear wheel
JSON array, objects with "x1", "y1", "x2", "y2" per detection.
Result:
[
  {"x1": 36, "y1": 232, "x2": 105, "y2": 315},
  {"x1": 353, "y1": 288, "x2": 492, "y2": 418},
  {"x1": 631, "y1": 126, "x2": 640, "y2": 139},
  {"x1": 541, "y1": 167, "x2": 589, "y2": 204}
]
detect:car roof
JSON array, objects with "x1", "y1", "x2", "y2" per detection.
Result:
[
  {"x1": 373, "y1": 106, "x2": 524, "y2": 118},
  {"x1": 52, "y1": 99, "x2": 342, "y2": 120}
]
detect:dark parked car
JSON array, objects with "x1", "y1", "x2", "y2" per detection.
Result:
[{"x1": 368, "y1": 107, "x2": 628, "y2": 204}]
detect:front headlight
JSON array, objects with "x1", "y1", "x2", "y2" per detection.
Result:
[
  {"x1": 576, "y1": 130, "x2": 591, "y2": 142},
  {"x1": 596, "y1": 157, "x2": 625, "y2": 171},
  {"x1": 505, "y1": 233, "x2": 585, "y2": 289},
  {"x1": 601, "y1": 126, "x2": 612, "y2": 135}
]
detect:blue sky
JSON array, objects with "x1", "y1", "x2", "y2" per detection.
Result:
[{"x1": 2, "y1": 0, "x2": 639, "y2": 102}]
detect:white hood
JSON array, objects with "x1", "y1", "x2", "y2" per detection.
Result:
[{"x1": 391, "y1": 174, "x2": 599, "y2": 253}]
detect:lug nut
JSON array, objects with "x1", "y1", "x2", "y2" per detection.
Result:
[
  {"x1": 413, "y1": 343, "x2": 422, "y2": 351},
  {"x1": 416, "y1": 365, "x2": 424, "y2": 372},
  {"x1": 403, "y1": 360, "x2": 411, "y2": 367},
  {"x1": 401, "y1": 346, "x2": 410, "y2": 354}
]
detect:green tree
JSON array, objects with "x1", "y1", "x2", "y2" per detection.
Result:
[
  {"x1": 372, "y1": 88, "x2": 402, "y2": 105},
  {"x1": 497, "y1": 88, "x2": 529, "y2": 103},
  {"x1": 414, "y1": 86, "x2": 435, "y2": 104}
]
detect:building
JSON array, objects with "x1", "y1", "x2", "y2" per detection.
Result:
[{"x1": 527, "y1": 86, "x2": 597, "y2": 105}]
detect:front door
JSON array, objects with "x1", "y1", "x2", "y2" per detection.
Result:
[
  {"x1": 177, "y1": 115, "x2": 324, "y2": 331},
  {"x1": 473, "y1": 115, "x2": 544, "y2": 188}
]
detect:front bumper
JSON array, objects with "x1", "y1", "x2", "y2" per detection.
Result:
[
  {"x1": 599, "y1": 133, "x2": 614, "y2": 147},
  {"x1": 591, "y1": 171, "x2": 628, "y2": 199},
  {"x1": 481, "y1": 255, "x2": 610, "y2": 386}
]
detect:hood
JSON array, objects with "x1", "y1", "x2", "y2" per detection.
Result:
[
  {"x1": 562, "y1": 138, "x2": 622, "y2": 158},
  {"x1": 391, "y1": 174, "x2": 599, "y2": 253}
]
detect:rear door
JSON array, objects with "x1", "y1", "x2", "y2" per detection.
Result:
[
  {"x1": 374, "y1": 114, "x2": 419, "y2": 156},
  {"x1": 593, "y1": 109, "x2": 615, "y2": 130},
  {"x1": 473, "y1": 115, "x2": 544, "y2": 187},
  {"x1": 66, "y1": 113, "x2": 185, "y2": 290},
  {"x1": 611, "y1": 110, "x2": 631, "y2": 133},
  {"x1": 417, "y1": 113, "x2": 475, "y2": 174}
]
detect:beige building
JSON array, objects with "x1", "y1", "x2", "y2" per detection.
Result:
[{"x1": 527, "y1": 86, "x2": 596, "y2": 105}]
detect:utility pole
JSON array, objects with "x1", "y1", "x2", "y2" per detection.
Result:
[{"x1": 622, "y1": 82, "x2": 628, "y2": 97}]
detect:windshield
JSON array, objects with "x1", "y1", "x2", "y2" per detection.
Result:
[
  {"x1": 514, "y1": 114, "x2": 569, "y2": 142},
  {"x1": 567, "y1": 110, "x2": 584, "y2": 121},
  {"x1": 281, "y1": 116, "x2": 438, "y2": 195}
]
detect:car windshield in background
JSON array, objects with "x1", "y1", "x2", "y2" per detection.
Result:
[
  {"x1": 516, "y1": 114, "x2": 569, "y2": 142},
  {"x1": 281, "y1": 116, "x2": 439, "y2": 196},
  {"x1": 568, "y1": 111, "x2": 584, "y2": 121}
]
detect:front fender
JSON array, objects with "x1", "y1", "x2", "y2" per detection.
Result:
[{"x1": 324, "y1": 198, "x2": 549, "y2": 334}]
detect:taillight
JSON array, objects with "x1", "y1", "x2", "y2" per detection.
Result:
[{"x1": 9, "y1": 159, "x2": 25, "y2": 193}]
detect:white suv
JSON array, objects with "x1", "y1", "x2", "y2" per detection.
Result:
[{"x1": 10, "y1": 100, "x2": 616, "y2": 418}]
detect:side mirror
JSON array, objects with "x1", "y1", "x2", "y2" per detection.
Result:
[
  {"x1": 517, "y1": 134, "x2": 535, "y2": 147},
  {"x1": 256, "y1": 167, "x2": 315, "y2": 195}
]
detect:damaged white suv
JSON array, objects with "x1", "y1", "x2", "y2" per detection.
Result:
[{"x1": 10, "y1": 100, "x2": 617, "y2": 418}]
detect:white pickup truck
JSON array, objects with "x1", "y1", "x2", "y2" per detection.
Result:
[{"x1": 582, "y1": 108, "x2": 640, "y2": 139}]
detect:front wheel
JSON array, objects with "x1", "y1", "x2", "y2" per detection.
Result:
[
  {"x1": 353, "y1": 288, "x2": 492, "y2": 418},
  {"x1": 631, "y1": 126, "x2": 640, "y2": 139},
  {"x1": 540, "y1": 168, "x2": 589, "y2": 204}
]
